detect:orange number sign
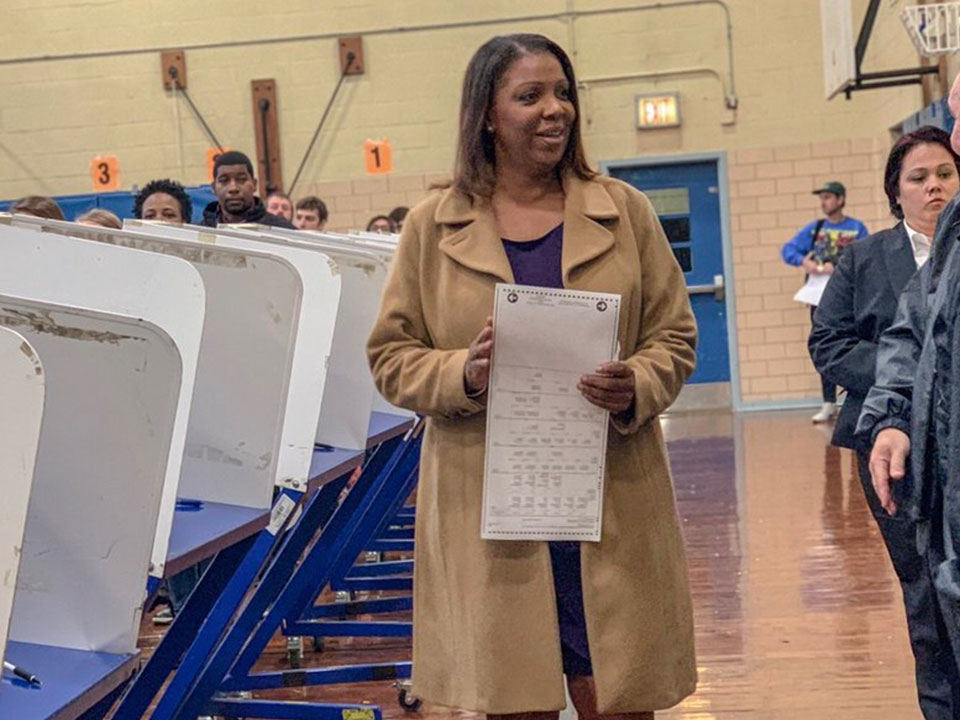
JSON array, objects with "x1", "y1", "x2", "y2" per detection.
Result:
[
  {"x1": 90, "y1": 156, "x2": 120, "y2": 192},
  {"x1": 365, "y1": 139, "x2": 393, "y2": 175}
]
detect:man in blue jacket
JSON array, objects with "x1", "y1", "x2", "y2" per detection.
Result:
[{"x1": 783, "y1": 181, "x2": 869, "y2": 422}]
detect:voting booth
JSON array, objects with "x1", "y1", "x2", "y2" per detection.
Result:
[
  {"x1": 0, "y1": 223, "x2": 204, "y2": 718},
  {"x1": 125, "y1": 220, "x2": 349, "y2": 457},
  {"x1": 1, "y1": 215, "x2": 211, "y2": 582},
  {"x1": 221, "y1": 224, "x2": 396, "y2": 449},
  {"x1": 0, "y1": 329, "x2": 44, "y2": 673}
]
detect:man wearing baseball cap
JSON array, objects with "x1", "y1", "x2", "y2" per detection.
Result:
[{"x1": 782, "y1": 180, "x2": 869, "y2": 423}]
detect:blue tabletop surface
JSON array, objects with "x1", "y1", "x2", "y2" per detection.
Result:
[
  {"x1": 366, "y1": 411, "x2": 413, "y2": 448},
  {"x1": 166, "y1": 501, "x2": 266, "y2": 569},
  {"x1": 0, "y1": 641, "x2": 137, "y2": 719},
  {"x1": 164, "y1": 413, "x2": 414, "y2": 573}
]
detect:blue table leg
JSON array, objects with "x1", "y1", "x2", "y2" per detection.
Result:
[
  {"x1": 146, "y1": 488, "x2": 304, "y2": 720},
  {"x1": 111, "y1": 533, "x2": 255, "y2": 719},
  {"x1": 171, "y1": 436, "x2": 419, "y2": 717}
]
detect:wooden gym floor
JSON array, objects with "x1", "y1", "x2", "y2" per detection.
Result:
[{"x1": 134, "y1": 409, "x2": 924, "y2": 719}]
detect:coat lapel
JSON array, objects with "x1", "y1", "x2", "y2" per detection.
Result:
[
  {"x1": 561, "y1": 174, "x2": 619, "y2": 286},
  {"x1": 435, "y1": 191, "x2": 514, "y2": 283},
  {"x1": 885, "y1": 223, "x2": 918, "y2": 296},
  {"x1": 434, "y1": 174, "x2": 620, "y2": 286}
]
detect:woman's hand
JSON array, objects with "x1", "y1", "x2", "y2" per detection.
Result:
[
  {"x1": 578, "y1": 361, "x2": 635, "y2": 413},
  {"x1": 464, "y1": 317, "x2": 494, "y2": 395},
  {"x1": 870, "y1": 427, "x2": 911, "y2": 515}
]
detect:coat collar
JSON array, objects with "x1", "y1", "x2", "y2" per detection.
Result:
[
  {"x1": 435, "y1": 174, "x2": 620, "y2": 285},
  {"x1": 884, "y1": 222, "x2": 918, "y2": 297}
]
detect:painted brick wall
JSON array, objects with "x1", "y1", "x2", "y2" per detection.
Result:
[
  {"x1": 312, "y1": 134, "x2": 894, "y2": 408},
  {"x1": 728, "y1": 136, "x2": 892, "y2": 404}
]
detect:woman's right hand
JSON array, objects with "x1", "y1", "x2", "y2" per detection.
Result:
[
  {"x1": 869, "y1": 428, "x2": 911, "y2": 515},
  {"x1": 464, "y1": 317, "x2": 494, "y2": 395}
]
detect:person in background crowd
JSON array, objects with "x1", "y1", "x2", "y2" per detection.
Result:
[
  {"x1": 133, "y1": 178, "x2": 193, "y2": 224},
  {"x1": 10, "y1": 195, "x2": 64, "y2": 221},
  {"x1": 859, "y1": 74, "x2": 960, "y2": 694},
  {"x1": 265, "y1": 190, "x2": 293, "y2": 222},
  {"x1": 783, "y1": 180, "x2": 869, "y2": 423},
  {"x1": 294, "y1": 195, "x2": 329, "y2": 230},
  {"x1": 367, "y1": 33, "x2": 697, "y2": 719},
  {"x1": 811, "y1": 126, "x2": 960, "y2": 719},
  {"x1": 388, "y1": 205, "x2": 409, "y2": 232},
  {"x1": 201, "y1": 151, "x2": 294, "y2": 228},
  {"x1": 76, "y1": 208, "x2": 122, "y2": 229},
  {"x1": 366, "y1": 214, "x2": 397, "y2": 233}
]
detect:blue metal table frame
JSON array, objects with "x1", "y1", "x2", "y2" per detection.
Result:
[
  {"x1": 110, "y1": 412, "x2": 414, "y2": 720},
  {"x1": 157, "y1": 420, "x2": 423, "y2": 720}
]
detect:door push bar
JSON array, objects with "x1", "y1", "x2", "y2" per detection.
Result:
[{"x1": 687, "y1": 274, "x2": 725, "y2": 301}]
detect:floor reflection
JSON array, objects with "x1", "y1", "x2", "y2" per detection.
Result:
[{"x1": 133, "y1": 410, "x2": 925, "y2": 719}]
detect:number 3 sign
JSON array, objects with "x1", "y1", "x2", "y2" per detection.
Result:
[
  {"x1": 90, "y1": 156, "x2": 120, "y2": 192},
  {"x1": 364, "y1": 139, "x2": 393, "y2": 175}
]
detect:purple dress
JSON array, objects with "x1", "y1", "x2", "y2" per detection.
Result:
[{"x1": 501, "y1": 223, "x2": 594, "y2": 677}]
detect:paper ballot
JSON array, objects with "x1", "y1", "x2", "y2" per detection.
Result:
[
  {"x1": 481, "y1": 284, "x2": 621, "y2": 542},
  {"x1": 793, "y1": 273, "x2": 831, "y2": 306}
]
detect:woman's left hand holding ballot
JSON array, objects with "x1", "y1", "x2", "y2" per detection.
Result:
[{"x1": 577, "y1": 361, "x2": 635, "y2": 413}]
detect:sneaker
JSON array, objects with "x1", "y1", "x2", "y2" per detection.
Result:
[
  {"x1": 811, "y1": 402, "x2": 837, "y2": 424},
  {"x1": 152, "y1": 606, "x2": 173, "y2": 625}
]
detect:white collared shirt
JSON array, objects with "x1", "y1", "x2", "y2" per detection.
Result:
[{"x1": 903, "y1": 220, "x2": 932, "y2": 268}]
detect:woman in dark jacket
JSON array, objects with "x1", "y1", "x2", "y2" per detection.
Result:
[{"x1": 811, "y1": 126, "x2": 960, "y2": 719}]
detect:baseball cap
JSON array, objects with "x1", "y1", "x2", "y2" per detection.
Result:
[{"x1": 812, "y1": 181, "x2": 846, "y2": 196}]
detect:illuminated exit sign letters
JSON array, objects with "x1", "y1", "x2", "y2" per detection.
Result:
[{"x1": 636, "y1": 93, "x2": 681, "y2": 129}]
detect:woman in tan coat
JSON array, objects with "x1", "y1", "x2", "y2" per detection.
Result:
[{"x1": 367, "y1": 33, "x2": 698, "y2": 720}]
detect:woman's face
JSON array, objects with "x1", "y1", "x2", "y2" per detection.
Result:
[
  {"x1": 488, "y1": 52, "x2": 576, "y2": 175},
  {"x1": 898, "y1": 142, "x2": 959, "y2": 229},
  {"x1": 142, "y1": 192, "x2": 185, "y2": 223}
]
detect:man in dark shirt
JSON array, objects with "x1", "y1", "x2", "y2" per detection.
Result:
[{"x1": 201, "y1": 151, "x2": 295, "y2": 228}]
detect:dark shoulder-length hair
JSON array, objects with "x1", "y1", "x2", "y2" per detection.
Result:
[
  {"x1": 884, "y1": 125, "x2": 960, "y2": 220},
  {"x1": 453, "y1": 33, "x2": 595, "y2": 199}
]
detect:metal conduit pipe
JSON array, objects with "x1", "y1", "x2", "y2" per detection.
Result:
[
  {"x1": 578, "y1": 67, "x2": 738, "y2": 126},
  {"x1": 0, "y1": 0, "x2": 738, "y2": 111}
]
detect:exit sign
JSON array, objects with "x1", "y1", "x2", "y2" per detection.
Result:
[{"x1": 636, "y1": 93, "x2": 681, "y2": 129}]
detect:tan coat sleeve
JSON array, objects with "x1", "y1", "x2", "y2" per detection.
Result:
[
  {"x1": 367, "y1": 214, "x2": 486, "y2": 419},
  {"x1": 612, "y1": 190, "x2": 698, "y2": 434}
]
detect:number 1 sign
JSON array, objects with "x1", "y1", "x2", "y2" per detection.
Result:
[
  {"x1": 90, "y1": 155, "x2": 120, "y2": 192},
  {"x1": 364, "y1": 138, "x2": 393, "y2": 175}
]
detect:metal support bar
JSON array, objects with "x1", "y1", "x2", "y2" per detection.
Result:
[
  {"x1": 366, "y1": 540, "x2": 415, "y2": 552},
  {"x1": 345, "y1": 559, "x2": 414, "y2": 577},
  {"x1": 846, "y1": 78, "x2": 924, "y2": 97},
  {"x1": 288, "y1": 53, "x2": 355, "y2": 194},
  {"x1": 333, "y1": 577, "x2": 413, "y2": 592},
  {"x1": 112, "y1": 534, "x2": 256, "y2": 718},
  {"x1": 170, "y1": 69, "x2": 224, "y2": 151},
  {"x1": 285, "y1": 620, "x2": 413, "y2": 638},
  {"x1": 855, "y1": 0, "x2": 881, "y2": 74},
  {"x1": 206, "y1": 698, "x2": 384, "y2": 720},
  {"x1": 258, "y1": 98, "x2": 272, "y2": 187},
  {"x1": 859, "y1": 66, "x2": 941, "y2": 81},
  {"x1": 305, "y1": 596, "x2": 413, "y2": 619},
  {"x1": 222, "y1": 662, "x2": 412, "y2": 692}
]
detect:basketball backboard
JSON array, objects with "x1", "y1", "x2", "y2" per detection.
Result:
[{"x1": 821, "y1": 0, "x2": 857, "y2": 99}]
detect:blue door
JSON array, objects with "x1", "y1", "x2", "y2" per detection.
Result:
[{"x1": 607, "y1": 160, "x2": 730, "y2": 387}]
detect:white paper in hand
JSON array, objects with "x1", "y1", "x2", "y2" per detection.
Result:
[
  {"x1": 481, "y1": 284, "x2": 621, "y2": 542},
  {"x1": 793, "y1": 273, "x2": 830, "y2": 306}
]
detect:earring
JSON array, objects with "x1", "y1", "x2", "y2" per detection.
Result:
[{"x1": 486, "y1": 123, "x2": 494, "y2": 133}]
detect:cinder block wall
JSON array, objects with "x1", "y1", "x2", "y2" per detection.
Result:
[{"x1": 728, "y1": 137, "x2": 891, "y2": 404}]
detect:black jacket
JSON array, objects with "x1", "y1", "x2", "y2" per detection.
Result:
[
  {"x1": 200, "y1": 198, "x2": 295, "y2": 229},
  {"x1": 809, "y1": 223, "x2": 918, "y2": 450}
]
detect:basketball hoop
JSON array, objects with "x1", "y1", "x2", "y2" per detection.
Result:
[{"x1": 901, "y1": 3, "x2": 960, "y2": 55}]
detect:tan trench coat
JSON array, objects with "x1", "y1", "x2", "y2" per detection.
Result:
[{"x1": 367, "y1": 173, "x2": 698, "y2": 714}]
